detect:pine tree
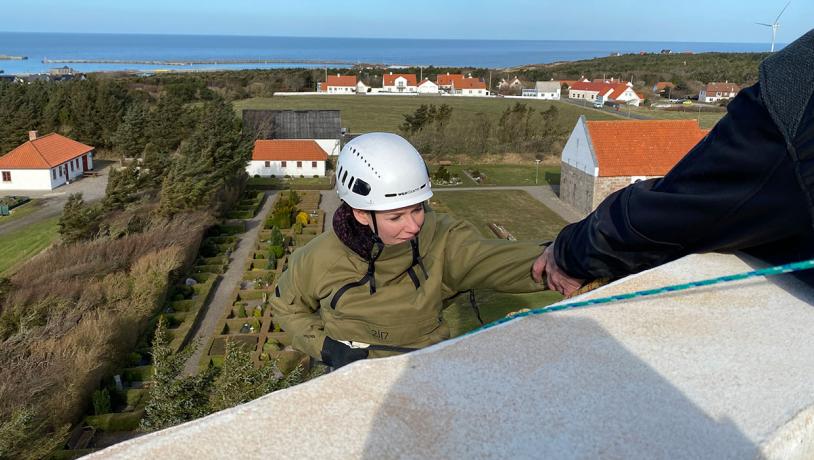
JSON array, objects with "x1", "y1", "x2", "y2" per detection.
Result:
[
  {"x1": 208, "y1": 340, "x2": 278, "y2": 413},
  {"x1": 112, "y1": 103, "x2": 148, "y2": 159},
  {"x1": 58, "y1": 193, "x2": 100, "y2": 244},
  {"x1": 140, "y1": 318, "x2": 214, "y2": 431}
]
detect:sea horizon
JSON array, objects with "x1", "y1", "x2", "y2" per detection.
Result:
[{"x1": 0, "y1": 31, "x2": 781, "y2": 75}]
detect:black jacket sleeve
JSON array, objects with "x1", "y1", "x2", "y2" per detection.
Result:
[{"x1": 553, "y1": 83, "x2": 813, "y2": 280}]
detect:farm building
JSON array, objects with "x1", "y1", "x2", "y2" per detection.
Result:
[{"x1": 247, "y1": 140, "x2": 328, "y2": 177}]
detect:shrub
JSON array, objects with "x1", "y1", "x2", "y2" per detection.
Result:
[
  {"x1": 238, "y1": 303, "x2": 247, "y2": 318},
  {"x1": 92, "y1": 388, "x2": 111, "y2": 415},
  {"x1": 292, "y1": 222, "x2": 303, "y2": 235},
  {"x1": 269, "y1": 245, "x2": 284, "y2": 258},
  {"x1": 267, "y1": 253, "x2": 276, "y2": 270}
]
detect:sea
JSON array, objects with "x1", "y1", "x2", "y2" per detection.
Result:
[{"x1": 0, "y1": 32, "x2": 779, "y2": 75}]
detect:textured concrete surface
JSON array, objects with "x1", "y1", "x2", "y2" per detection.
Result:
[{"x1": 90, "y1": 253, "x2": 814, "y2": 459}]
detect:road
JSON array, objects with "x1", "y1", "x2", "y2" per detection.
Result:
[
  {"x1": 559, "y1": 96, "x2": 652, "y2": 121},
  {"x1": 0, "y1": 161, "x2": 112, "y2": 236}
]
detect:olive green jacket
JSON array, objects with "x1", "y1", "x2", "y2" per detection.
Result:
[{"x1": 271, "y1": 210, "x2": 546, "y2": 360}]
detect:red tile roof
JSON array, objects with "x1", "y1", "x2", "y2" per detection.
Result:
[
  {"x1": 326, "y1": 75, "x2": 357, "y2": 87},
  {"x1": 455, "y1": 78, "x2": 487, "y2": 90},
  {"x1": 417, "y1": 79, "x2": 435, "y2": 87},
  {"x1": 586, "y1": 120, "x2": 708, "y2": 177},
  {"x1": 436, "y1": 74, "x2": 464, "y2": 86},
  {"x1": 252, "y1": 140, "x2": 327, "y2": 161},
  {"x1": 383, "y1": 73, "x2": 417, "y2": 86},
  {"x1": 571, "y1": 81, "x2": 637, "y2": 100},
  {"x1": 653, "y1": 81, "x2": 675, "y2": 90},
  {"x1": 0, "y1": 133, "x2": 93, "y2": 169}
]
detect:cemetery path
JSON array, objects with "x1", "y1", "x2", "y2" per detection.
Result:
[{"x1": 182, "y1": 190, "x2": 278, "y2": 376}]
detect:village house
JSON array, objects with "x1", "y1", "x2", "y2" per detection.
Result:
[
  {"x1": 382, "y1": 73, "x2": 418, "y2": 93},
  {"x1": 242, "y1": 109, "x2": 342, "y2": 157},
  {"x1": 497, "y1": 76, "x2": 524, "y2": 94},
  {"x1": 356, "y1": 80, "x2": 369, "y2": 94},
  {"x1": 699, "y1": 82, "x2": 740, "y2": 103},
  {"x1": 568, "y1": 81, "x2": 643, "y2": 106},
  {"x1": 652, "y1": 81, "x2": 675, "y2": 96},
  {"x1": 452, "y1": 77, "x2": 489, "y2": 96},
  {"x1": 247, "y1": 140, "x2": 328, "y2": 177},
  {"x1": 559, "y1": 117, "x2": 708, "y2": 215},
  {"x1": 521, "y1": 81, "x2": 561, "y2": 99},
  {"x1": 436, "y1": 73, "x2": 464, "y2": 92},
  {"x1": 0, "y1": 131, "x2": 94, "y2": 191},
  {"x1": 322, "y1": 74, "x2": 357, "y2": 94},
  {"x1": 416, "y1": 79, "x2": 439, "y2": 94}
]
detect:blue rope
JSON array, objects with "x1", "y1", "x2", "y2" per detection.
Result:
[{"x1": 467, "y1": 258, "x2": 814, "y2": 335}]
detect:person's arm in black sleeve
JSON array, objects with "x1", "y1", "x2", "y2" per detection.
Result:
[{"x1": 554, "y1": 82, "x2": 812, "y2": 280}]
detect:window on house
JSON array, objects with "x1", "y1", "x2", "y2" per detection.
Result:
[
  {"x1": 2, "y1": 171, "x2": 10, "y2": 182},
  {"x1": 52, "y1": 169, "x2": 56, "y2": 180},
  {"x1": 311, "y1": 161, "x2": 317, "y2": 168},
  {"x1": 296, "y1": 161, "x2": 303, "y2": 168},
  {"x1": 281, "y1": 161, "x2": 287, "y2": 167},
  {"x1": 264, "y1": 161, "x2": 270, "y2": 167}
]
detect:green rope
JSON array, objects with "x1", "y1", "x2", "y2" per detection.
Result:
[{"x1": 468, "y1": 258, "x2": 814, "y2": 335}]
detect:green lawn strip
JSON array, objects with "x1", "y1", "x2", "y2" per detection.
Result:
[
  {"x1": 431, "y1": 190, "x2": 566, "y2": 241},
  {"x1": 627, "y1": 105, "x2": 725, "y2": 129},
  {"x1": 445, "y1": 290, "x2": 564, "y2": 337},
  {"x1": 235, "y1": 96, "x2": 617, "y2": 134},
  {"x1": 0, "y1": 216, "x2": 61, "y2": 276},
  {"x1": 0, "y1": 199, "x2": 45, "y2": 223},
  {"x1": 431, "y1": 164, "x2": 561, "y2": 187}
]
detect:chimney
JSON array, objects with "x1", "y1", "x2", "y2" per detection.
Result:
[{"x1": 28, "y1": 130, "x2": 38, "y2": 141}]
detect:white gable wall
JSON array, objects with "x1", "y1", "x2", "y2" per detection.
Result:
[
  {"x1": 314, "y1": 139, "x2": 340, "y2": 156},
  {"x1": 561, "y1": 117, "x2": 597, "y2": 176},
  {"x1": 0, "y1": 169, "x2": 52, "y2": 190}
]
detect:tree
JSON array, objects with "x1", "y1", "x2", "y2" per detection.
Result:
[
  {"x1": 112, "y1": 103, "x2": 149, "y2": 159},
  {"x1": 58, "y1": 193, "x2": 101, "y2": 244},
  {"x1": 208, "y1": 340, "x2": 279, "y2": 413},
  {"x1": 103, "y1": 165, "x2": 143, "y2": 211},
  {"x1": 140, "y1": 318, "x2": 214, "y2": 431}
]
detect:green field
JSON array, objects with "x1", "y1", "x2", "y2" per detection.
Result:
[
  {"x1": 433, "y1": 164, "x2": 560, "y2": 187},
  {"x1": 431, "y1": 190, "x2": 566, "y2": 241},
  {"x1": 0, "y1": 199, "x2": 44, "y2": 223},
  {"x1": 0, "y1": 216, "x2": 61, "y2": 276},
  {"x1": 444, "y1": 290, "x2": 564, "y2": 337},
  {"x1": 631, "y1": 105, "x2": 725, "y2": 129},
  {"x1": 235, "y1": 95, "x2": 620, "y2": 134}
]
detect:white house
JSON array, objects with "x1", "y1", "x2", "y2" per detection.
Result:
[
  {"x1": 521, "y1": 81, "x2": 561, "y2": 99},
  {"x1": 568, "y1": 81, "x2": 642, "y2": 106},
  {"x1": 416, "y1": 79, "x2": 439, "y2": 94},
  {"x1": 356, "y1": 81, "x2": 369, "y2": 94},
  {"x1": 699, "y1": 82, "x2": 740, "y2": 103},
  {"x1": 323, "y1": 75, "x2": 357, "y2": 94},
  {"x1": 248, "y1": 140, "x2": 328, "y2": 177},
  {"x1": 382, "y1": 73, "x2": 417, "y2": 93},
  {"x1": 0, "y1": 131, "x2": 94, "y2": 191},
  {"x1": 453, "y1": 78, "x2": 489, "y2": 96}
]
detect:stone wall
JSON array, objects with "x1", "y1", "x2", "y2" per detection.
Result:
[
  {"x1": 593, "y1": 176, "x2": 660, "y2": 209},
  {"x1": 560, "y1": 162, "x2": 595, "y2": 216}
]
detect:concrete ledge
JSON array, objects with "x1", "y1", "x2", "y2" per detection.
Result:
[{"x1": 90, "y1": 253, "x2": 814, "y2": 459}]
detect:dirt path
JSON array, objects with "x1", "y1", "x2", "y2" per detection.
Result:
[{"x1": 183, "y1": 191, "x2": 278, "y2": 376}]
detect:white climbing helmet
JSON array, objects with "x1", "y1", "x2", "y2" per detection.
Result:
[{"x1": 336, "y1": 132, "x2": 433, "y2": 211}]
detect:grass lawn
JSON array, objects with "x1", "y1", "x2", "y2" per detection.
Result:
[
  {"x1": 432, "y1": 164, "x2": 561, "y2": 187},
  {"x1": 235, "y1": 96, "x2": 619, "y2": 134},
  {"x1": 0, "y1": 216, "x2": 61, "y2": 276},
  {"x1": 431, "y1": 190, "x2": 566, "y2": 241},
  {"x1": 0, "y1": 199, "x2": 44, "y2": 223},
  {"x1": 630, "y1": 105, "x2": 725, "y2": 129},
  {"x1": 445, "y1": 290, "x2": 564, "y2": 337}
]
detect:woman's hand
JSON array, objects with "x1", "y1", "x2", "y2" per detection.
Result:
[{"x1": 532, "y1": 244, "x2": 584, "y2": 297}]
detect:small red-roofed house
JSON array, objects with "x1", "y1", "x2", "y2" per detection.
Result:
[
  {"x1": 323, "y1": 74, "x2": 358, "y2": 94},
  {"x1": 382, "y1": 72, "x2": 417, "y2": 93},
  {"x1": 560, "y1": 116, "x2": 708, "y2": 214},
  {"x1": 453, "y1": 77, "x2": 489, "y2": 96},
  {"x1": 436, "y1": 73, "x2": 465, "y2": 92},
  {"x1": 568, "y1": 81, "x2": 642, "y2": 106},
  {"x1": 0, "y1": 131, "x2": 94, "y2": 191},
  {"x1": 248, "y1": 140, "x2": 328, "y2": 177},
  {"x1": 699, "y1": 82, "x2": 740, "y2": 103}
]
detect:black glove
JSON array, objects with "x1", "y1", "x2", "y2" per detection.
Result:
[{"x1": 321, "y1": 336, "x2": 369, "y2": 369}]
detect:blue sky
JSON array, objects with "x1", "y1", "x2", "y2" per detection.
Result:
[{"x1": 1, "y1": 0, "x2": 811, "y2": 43}]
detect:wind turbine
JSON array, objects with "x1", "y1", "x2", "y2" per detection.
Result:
[{"x1": 756, "y1": 1, "x2": 791, "y2": 52}]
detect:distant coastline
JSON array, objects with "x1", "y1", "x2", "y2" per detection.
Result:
[
  {"x1": 0, "y1": 55, "x2": 27, "y2": 60},
  {"x1": 0, "y1": 31, "x2": 779, "y2": 75}
]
